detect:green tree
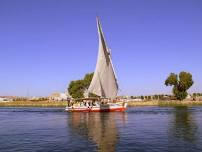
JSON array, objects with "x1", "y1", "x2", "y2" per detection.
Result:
[
  {"x1": 84, "y1": 73, "x2": 98, "y2": 97},
  {"x1": 68, "y1": 72, "x2": 96, "y2": 99},
  {"x1": 165, "y1": 71, "x2": 193, "y2": 100},
  {"x1": 141, "y1": 95, "x2": 144, "y2": 100},
  {"x1": 83, "y1": 73, "x2": 94, "y2": 88},
  {"x1": 165, "y1": 73, "x2": 178, "y2": 86},
  {"x1": 68, "y1": 80, "x2": 85, "y2": 98},
  {"x1": 154, "y1": 94, "x2": 158, "y2": 100},
  {"x1": 159, "y1": 94, "x2": 164, "y2": 100}
]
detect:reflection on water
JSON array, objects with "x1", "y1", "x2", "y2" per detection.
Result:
[
  {"x1": 68, "y1": 112, "x2": 127, "y2": 152},
  {"x1": 170, "y1": 107, "x2": 198, "y2": 142},
  {"x1": 0, "y1": 107, "x2": 202, "y2": 152},
  {"x1": 169, "y1": 107, "x2": 202, "y2": 152}
]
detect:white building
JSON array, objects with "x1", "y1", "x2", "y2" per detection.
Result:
[
  {"x1": 49, "y1": 92, "x2": 71, "y2": 101},
  {"x1": 0, "y1": 97, "x2": 13, "y2": 102}
]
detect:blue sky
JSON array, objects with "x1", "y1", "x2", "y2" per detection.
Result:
[{"x1": 0, "y1": 0, "x2": 202, "y2": 96}]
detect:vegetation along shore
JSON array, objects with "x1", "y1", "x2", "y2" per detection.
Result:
[
  {"x1": 1, "y1": 100, "x2": 202, "y2": 107},
  {"x1": 0, "y1": 100, "x2": 67, "y2": 107}
]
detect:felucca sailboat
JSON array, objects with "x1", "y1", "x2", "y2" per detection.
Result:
[{"x1": 65, "y1": 17, "x2": 127, "y2": 112}]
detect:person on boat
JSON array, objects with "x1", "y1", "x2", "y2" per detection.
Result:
[
  {"x1": 67, "y1": 98, "x2": 71, "y2": 107},
  {"x1": 92, "y1": 101, "x2": 96, "y2": 106}
]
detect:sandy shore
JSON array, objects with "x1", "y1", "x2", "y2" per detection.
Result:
[{"x1": 0, "y1": 100, "x2": 202, "y2": 107}]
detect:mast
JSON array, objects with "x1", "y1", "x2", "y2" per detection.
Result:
[{"x1": 88, "y1": 17, "x2": 118, "y2": 98}]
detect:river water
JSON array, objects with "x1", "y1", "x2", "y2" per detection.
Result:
[{"x1": 0, "y1": 106, "x2": 202, "y2": 152}]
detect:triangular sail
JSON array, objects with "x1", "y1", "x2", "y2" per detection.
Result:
[{"x1": 88, "y1": 18, "x2": 118, "y2": 98}]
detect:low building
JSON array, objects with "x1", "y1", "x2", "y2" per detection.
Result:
[
  {"x1": 131, "y1": 98, "x2": 143, "y2": 102},
  {"x1": 49, "y1": 92, "x2": 71, "y2": 101},
  {"x1": 0, "y1": 97, "x2": 13, "y2": 102}
]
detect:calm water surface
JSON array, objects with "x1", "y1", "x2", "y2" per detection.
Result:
[{"x1": 0, "y1": 106, "x2": 202, "y2": 152}]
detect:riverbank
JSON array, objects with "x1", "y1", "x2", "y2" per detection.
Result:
[
  {"x1": 0, "y1": 100, "x2": 202, "y2": 107},
  {"x1": 127, "y1": 100, "x2": 202, "y2": 107},
  {"x1": 0, "y1": 100, "x2": 67, "y2": 107}
]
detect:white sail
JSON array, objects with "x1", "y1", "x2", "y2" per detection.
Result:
[{"x1": 88, "y1": 18, "x2": 118, "y2": 98}]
